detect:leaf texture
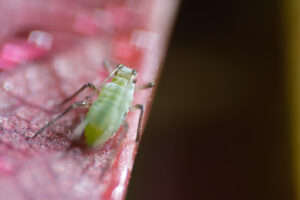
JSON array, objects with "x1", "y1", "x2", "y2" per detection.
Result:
[{"x1": 0, "y1": 0, "x2": 179, "y2": 199}]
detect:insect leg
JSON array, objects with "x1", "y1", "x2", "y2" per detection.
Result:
[
  {"x1": 72, "y1": 119, "x2": 89, "y2": 141},
  {"x1": 28, "y1": 101, "x2": 90, "y2": 139},
  {"x1": 99, "y1": 64, "x2": 124, "y2": 89},
  {"x1": 131, "y1": 104, "x2": 144, "y2": 145},
  {"x1": 59, "y1": 83, "x2": 99, "y2": 107},
  {"x1": 103, "y1": 60, "x2": 113, "y2": 73},
  {"x1": 119, "y1": 120, "x2": 129, "y2": 141},
  {"x1": 60, "y1": 62, "x2": 122, "y2": 106},
  {"x1": 136, "y1": 81, "x2": 155, "y2": 90}
]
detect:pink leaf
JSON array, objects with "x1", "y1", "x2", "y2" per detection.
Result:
[{"x1": 0, "y1": 0, "x2": 179, "y2": 199}]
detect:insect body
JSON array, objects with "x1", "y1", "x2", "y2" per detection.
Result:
[
  {"x1": 84, "y1": 66, "x2": 136, "y2": 147},
  {"x1": 29, "y1": 64, "x2": 154, "y2": 147}
]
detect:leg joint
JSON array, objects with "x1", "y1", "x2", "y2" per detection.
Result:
[
  {"x1": 135, "y1": 104, "x2": 143, "y2": 109},
  {"x1": 84, "y1": 83, "x2": 96, "y2": 89},
  {"x1": 72, "y1": 101, "x2": 87, "y2": 108},
  {"x1": 136, "y1": 82, "x2": 155, "y2": 90}
]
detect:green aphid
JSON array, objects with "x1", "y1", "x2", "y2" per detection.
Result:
[{"x1": 29, "y1": 63, "x2": 155, "y2": 147}]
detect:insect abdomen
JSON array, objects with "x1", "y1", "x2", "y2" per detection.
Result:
[{"x1": 84, "y1": 82, "x2": 133, "y2": 147}]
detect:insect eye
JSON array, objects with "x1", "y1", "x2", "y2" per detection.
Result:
[{"x1": 132, "y1": 69, "x2": 137, "y2": 75}]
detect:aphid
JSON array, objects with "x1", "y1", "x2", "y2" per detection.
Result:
[{"x1": 28, "y1": 62, "x2": 155, "y2": 147}]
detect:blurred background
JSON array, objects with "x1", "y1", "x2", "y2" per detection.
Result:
[{"x1": 127, "y1": 0, "x2": 293, "y2": 199}]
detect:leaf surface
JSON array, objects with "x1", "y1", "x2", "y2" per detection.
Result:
[{"x1": 0, "y1": 0, "x2": 179, "y2": 199}]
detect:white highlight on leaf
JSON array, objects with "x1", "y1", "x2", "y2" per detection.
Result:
[
  {"x1": 131, "y1": 29, "x2": 158, "y2": 50},
  {"x1": 3, "y1": 82, "x2": 13, "y2": 91},
  {"x1": 28, "y1": 30, "x2": 53, "y2": 50},
  {"x1": 111, "y1": 168, "x2": 128, "y2": 200}
]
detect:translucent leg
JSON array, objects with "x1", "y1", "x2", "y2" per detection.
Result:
[
  {"x1": 136, "y1": 81, "x2": 155, "y2": 90},
  {"x1": 103, "y1": 60, "x2": 114, "y2": 73},
  {"x1": 59, "y1": 83, "x2": 99, "y2": 107},
  {"x1": 60, "y1": 62, "x2": 123, "y2": 107},
  {"x1": 132, "y1": 81, "x2": 155, "y2": 144},
  {"x1": 28, "y1": 101, "x2": 90, "y2": 139},
  {"x1": 130, "y1": 104, "x2": 144, "y2": 145},
  {"x1": 71, "y1": 119, "x2": 89, "y2": 141},
  {"x1": 99, "y1": 64, "x2": 124, "y2": 89}
]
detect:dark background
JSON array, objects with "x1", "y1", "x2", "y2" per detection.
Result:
[{"x1": 127, "y1": 0, "x2": 293, "y2": 199}]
